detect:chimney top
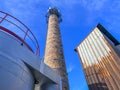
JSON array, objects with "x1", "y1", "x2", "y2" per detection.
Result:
[{"x1": 46, "y1": 7, "x2": 62, "y2": 23}]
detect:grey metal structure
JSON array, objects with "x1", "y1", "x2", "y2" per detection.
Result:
[{"x1": 0, "y1": 11, "x2": 62, "y2": 90}]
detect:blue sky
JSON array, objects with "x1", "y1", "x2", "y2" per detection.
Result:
[{"x1": 0, "y1": 0, "x2": 120, "y2": 90}]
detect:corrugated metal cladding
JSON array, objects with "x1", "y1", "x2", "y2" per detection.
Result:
[{"x1": 76, "y1": 26, "x2": 120, "y2": 90}]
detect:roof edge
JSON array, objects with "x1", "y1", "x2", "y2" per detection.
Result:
[
  {"x1": 97, "y1": 23, "x2": 120, "y2": 46},
  {"x1": 74, "y1": 23, "x2": 120, "y2": 51}
]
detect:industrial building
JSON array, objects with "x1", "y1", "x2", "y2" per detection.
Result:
[
  {"x1": 75, "y1": 24, "x2": 120, "y2": 90},
  {"x1": 0, "y1": 8, "x2": 69, "y2": 90}
]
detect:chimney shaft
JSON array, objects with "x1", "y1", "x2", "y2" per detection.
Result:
[{"x1": 44, "y1": 8, "x2": 69, "y2": 90}]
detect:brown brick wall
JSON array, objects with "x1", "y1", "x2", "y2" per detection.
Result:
[{"x1": 44, "y1": 14, "x2": 69, "y2": 90}]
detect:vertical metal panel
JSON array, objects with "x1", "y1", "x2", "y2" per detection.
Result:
[{"x1": 76, "y1": 26, "x2": 120, "y2": 90}]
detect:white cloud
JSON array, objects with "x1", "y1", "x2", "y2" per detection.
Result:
[
  {"x1": 49, "y1": 0, "x2": 79, "y2": 9},
  {"x1": 49, "y1": 0, "x2": 108, "y2": 11},
  {"x1": 3, "y1": 0, "x2": 44, "y2": 21},
  {"x1": 110, "y1": 1, "x2": 120, "y2": 12},
  {"x1": 67, "y1": 63, "x2": 75, "y2": 73},
  {"x1": 102, "y1": 1, "x2": 120, "y2": 36},
  {"x1": 80, "y1": 0, "x2": 107, "y2": 11}
]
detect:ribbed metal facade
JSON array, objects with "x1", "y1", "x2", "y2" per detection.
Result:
[
  {"x1": 44, "y1": 8, "x2": 69, "y2": 90},
  {"x1": 76, "y1": 24, "x2": 120, "y2": 90}
]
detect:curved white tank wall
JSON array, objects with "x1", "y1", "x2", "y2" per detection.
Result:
[
  {"x1": 0, "y1": 55, "x2": 34, "y2": 90},
  {"x1": 0, "y1": 30, "x2": 61, "y2": 90},
  {"x1": 0, "y1": 30, "x2": 35, "y2": 90}
]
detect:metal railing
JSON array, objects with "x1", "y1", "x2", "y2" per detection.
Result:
[{"x1": 0, "y1": 11, "x2": 40, "y2": 56}]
